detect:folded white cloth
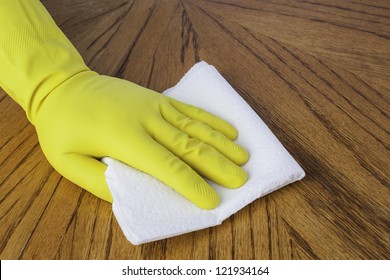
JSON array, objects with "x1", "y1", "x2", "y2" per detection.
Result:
[{"x1": 102, "y1": 61, "x2": 305, "y2": 245}]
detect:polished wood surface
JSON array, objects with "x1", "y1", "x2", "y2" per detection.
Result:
[{"x1": 1, "y1": 0, "x2": 389, "y2": 259}]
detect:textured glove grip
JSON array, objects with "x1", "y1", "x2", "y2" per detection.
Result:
[{"x1": 0, "y1": 0, "x2": 89, "y2": 123}]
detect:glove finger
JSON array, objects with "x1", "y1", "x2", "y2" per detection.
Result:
[
  {"x1": 111, "y1": 137, "x2": 220, "y2": 209},
  {"x1": 59, "y1": 154, "x2": 113, "y2": 202},
  {"x1": 160, "y1": 105, "x2": 248, "y2": 165},
  {"x1": 166, "y1": 97, "x2": 238, "y2": 140},
  {"x1": 147, "y1": 120, "x2": 248, "y2": 189}
]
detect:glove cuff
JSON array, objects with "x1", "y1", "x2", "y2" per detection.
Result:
[{"x1": 0, "y1": 0, "x2": 89, "y2": 124}]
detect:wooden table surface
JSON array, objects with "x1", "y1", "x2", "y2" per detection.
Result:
[{"x1": 0, "y1": 0, "x2": 389, "y2": 260}]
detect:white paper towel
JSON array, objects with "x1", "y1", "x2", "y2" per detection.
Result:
[{"x1": 102, "y1": 61, "x2": 305, "y2": 245}]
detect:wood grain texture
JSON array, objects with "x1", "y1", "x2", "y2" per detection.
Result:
[{"x1": 0, "y1": 0, "x2": 389, "y2": 259}]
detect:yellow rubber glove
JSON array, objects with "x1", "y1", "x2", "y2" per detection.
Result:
[{"x1": 0, "y1": 0, "x2": 249, "y2": 209}]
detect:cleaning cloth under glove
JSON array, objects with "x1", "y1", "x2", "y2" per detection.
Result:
[{"x1": 103, "y1": 61, "x2": 305, "y2": 245}]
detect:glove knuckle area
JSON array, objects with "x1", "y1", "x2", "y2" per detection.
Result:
[
  {"x1": 168, "y1": 117, "x2": 248, "y2": 166},
  {"x1": 184, "y1": 123, "x2": 249, "y2": 165},
  {"x1": 174, "y1": 133, "x2": 207, "y2": 156},
  {"x1": 160, "y1": 102, "x2": 247, "y2": 164},
  {"x1": 169, "y1": 134, "x2": 247, "y2": 189},
  {"x1": 167, "y1": 97, "x2": 238, "y2": 140}
]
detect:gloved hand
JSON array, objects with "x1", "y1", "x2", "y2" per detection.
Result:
[{"x1": 0, "y1": 0, "x2": 249, "y2": 209}]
